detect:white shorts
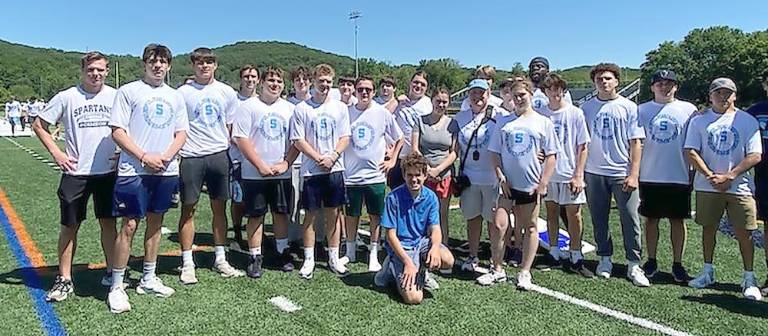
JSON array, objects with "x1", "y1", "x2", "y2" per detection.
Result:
[
  {"x1": 459, "y1": 184, "x2": 499, "y2": 222},
  {"x1": 543, "y1": 182, "x2": 586, "y2": 205}
]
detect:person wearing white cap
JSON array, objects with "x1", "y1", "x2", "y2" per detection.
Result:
[
  {"x1": 685, "y1": 77, "x2": 763, "y2": 301},
  {"x1": 637, "y1": 69, "x2": 697, "y2": 283},
  {"x1": 460, "y1": 65, "x2": 503, "y2": 110},
  {"x1": 454, "y1": 78, "x2": 500, "y2": 274}
]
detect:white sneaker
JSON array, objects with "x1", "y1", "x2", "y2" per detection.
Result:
[
  {"x1": 374, "y1": 256, "x2": 392, "y2": 287},
  {"x1": 627, "y1": 264, "x2": 650, "y2": 287},
  {"x1": 214, "y1": 261, "x2": 245, "y2": 278},
  {"x1": 424, "y1": 272, "x2": 440, "y2": 291},
  {"x1": 328, "y1": 261, "x2": 349, "y2": 277},
  {"x1": 477, "y1": 268, "x2": 508, "y2": 286},
  {"x1": 107, "y1": 286, "x2": 131, "y2": 314},
  {"x1": 368, "y1": 255, "x2": 382, "y2": 273},
  {"x1": 136, "y1": 276, "x2": 175, "y2": 298},
  {"x1": 516, "y1": 271, "x2": 533, "y2": 290},
  {"x1": 299, "y1": 260, "x2": 315, "y2": 280},
  {"x1": 179, "y1": 265, "x2": 198, "y2": 285},
  {"x1": 338, "y1": 256, "x2": 350, "y2": 266},
  {"x1": 688, "y1": 267, "x2": 715, "y2": 289},
  {"x1": 596, "y1": 257, "x2": 613, "y2": 279},
  {"x1": 742, "y1": 272, "x2": 763, "y2": 301},
  {"x1": 460, "y1": 256, "x2": 480, "y2": 273}
]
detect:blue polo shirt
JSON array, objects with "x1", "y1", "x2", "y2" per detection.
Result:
[{"x1": 380, "y1": 184, "x2": 440, "y2": 249}]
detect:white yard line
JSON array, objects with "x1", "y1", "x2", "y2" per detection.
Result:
[
  {"x1": 268, "y1": 296, "x2": 301, "y2": 313},
  {"x1": 529, "y1": 284, "x2": 692, "y2": 336}
]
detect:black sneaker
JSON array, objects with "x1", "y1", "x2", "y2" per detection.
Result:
[
  {"x1": 642, "y1": 258, "x2": 658, "y2": 278},
  {"x1": 247, "y1": 255, "x2": 263, "y2": 279},
  {"x1": 280, "y1": 250, "x2": 295, "y2": 272},
  {"x1": 503, "y1": 247, "x2": 514, "y2": 266},
  {"x1": 569, "y1": 260, "x2": 595, "y2": 278},
  {"x1": 671, "y1": 263, "x2": 690, "y2": 283},
  {"x1": 535, "y1": 253, "x2": 562, "y2": 271},
  {"x1": 170, "y1": 192, "x2": 180, "y2": 208}
]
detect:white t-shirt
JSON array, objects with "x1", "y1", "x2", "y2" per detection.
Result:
[
  {"x1": 394, "y1": 96, "x2": 432, "y2": 158},
  {"x1": 532, "y1": 88, "x2": 573, "y2": 114},
  {"x1": 460, "y1": 94, "x2": 503, "y2": 111},
  {"x1": 684, "y1": 109, "x2": 762, "y2": 195},
  {"x1": 455, "y1": 107, "x2": 502, "y2": 186},
  {"x1": 539, "y1": 104, "x2": 590, "y2": 182},
  {"x1": 288, "y1": 95, "x2": 307, "y2": 105},
  {"x1": 489, "y1": 112, "x2": 560, "y2": 192},
  {"x1": 109, "y1": 80, "x2": 189, "y2": 176},
  {"x1": 228, "y1": 93, "x2": 253, "y2": 164},
  {"x1": 289, "y1": 97, "x2": 351, "y2": 177},
  {"x1": 583, "y1": 96, "x2": 645, "y2": 177},
  {"x1": 38, "y1": 85, "x2": 117, "y2": 176},
  {"x1": 638, "y1": 100, "x2": 697, "y2": 185},
  {"x1": 6, "y1": 101, "x2": 21, "y2": 117},
  {"x1": 232, "y1": 97, "x2": 294, "y2": 180},
  {"x1": 345, "y1": 103, "x2": 403, "y2": 185},
  {"x1": 177, "y1": 80, "x2": 238, "y2": 158},
  {"x1": 28, "y1": 101, "x2": 44, "y2": 117}
]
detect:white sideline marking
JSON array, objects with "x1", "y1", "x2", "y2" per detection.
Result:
[
  {"x1": 269, "y1": 296, "x2": 301, "y2": 313},
  {"x1": 529, "y1": 284, "x2": 692, "y2": 336}
]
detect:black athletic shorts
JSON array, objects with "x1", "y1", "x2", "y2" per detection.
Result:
[
  {"x1": 179, "y1": 150, "x2": 230, "y2": 205},
  {"x1": 506, "y1": 187, "x2": 538, "y2": 206},
  {"x1": 241, "y1": 178, "x2": 294, "y2": 218},
  {"x1": 57, "y1": 173, "x2": 116, "y2": 226},
  {"x1": 638, "y1": 182, "x2": 691, "y2": 219}
]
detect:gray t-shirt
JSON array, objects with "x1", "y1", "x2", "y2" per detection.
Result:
[{"x1": 418, "y1": 115, "x2": 459, "y2": 178}]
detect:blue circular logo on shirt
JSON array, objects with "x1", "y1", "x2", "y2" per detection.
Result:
[
  {"x1": 258, "y1": 113, "x2": 287, "y2": 142},
  {"x1": 193, "y1": 98, "x2": 223, "y2": 127},
  {"x1": 142, "y1": 97, "x2": 175, "y2": 129},
  {"x1": 649, "y1": 114, "x2": 679, "y2": 144},
  {"x1": 707, "y1": 125, "x2": 740, "y2": 156},
  {"x1": 315, "y1": 114, "x2": 336, "y2": 141},
  {"x1": 504, "y1": 128, "x2": 534, "y2": 157},
  {"x1": 553, "y1": 120, "x2": 569, "y2": 144},
  {"x1": 459, "y1": 122, "x2": 492, "y2": 150},
  {"x1": 755, "y1": 115, "x2": 768, "y2": 139},
  {"x1": 592, "y1": 112, "x2": 615, "y2": 140},
  {"x1": 351, "y1": 121, "x2": 375, "y2": 151}
]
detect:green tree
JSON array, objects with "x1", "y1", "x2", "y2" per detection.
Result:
[{"x1": 640, "y1": 26, "x2": 768, "y2": 106}]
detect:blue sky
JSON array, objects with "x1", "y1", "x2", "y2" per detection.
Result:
[{"x1": 2, "y1": 0, "x2": 766, "y2": 70}]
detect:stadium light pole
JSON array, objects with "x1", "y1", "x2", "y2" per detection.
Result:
[{"x1": 349, "y1": 10, "x2": 362, "y2": 78}]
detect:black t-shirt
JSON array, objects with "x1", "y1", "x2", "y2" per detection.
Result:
[{"x1": 747, "y1": 100, "x2": 768, "y2": 177}]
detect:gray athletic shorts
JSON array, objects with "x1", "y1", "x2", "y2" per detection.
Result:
[{"x1": 179, "y1": 150, "x2": 230, "y2": 205}]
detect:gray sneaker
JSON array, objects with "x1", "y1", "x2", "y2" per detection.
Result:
[
  {"x1": 424, "y1": 271, "x2": 440, "y2": 291},
  {"x1": 46, "y1": 276, "x2": 73, "y2": 302}
]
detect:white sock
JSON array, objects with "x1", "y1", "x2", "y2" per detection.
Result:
[
  {"x1": 570, "y1": 250, "x2": 583, "y2": 263},
  {"x1": 111, "y1": 268, "x2": 125, "y2": 291},
  {"x1": 369, "y1": 242, "x2": 379, "y2": 255},
  {"x1": 181, "y1": 250, "x2": 194, "y2": 267},
  {"x1": 549, "y1": 248, "x2": 560, "y2": 259},
  {"x1": 142, "y1": 262, "x2": 156, "y2": 282},
  {"x1": 744, "y1": 270, "x2": 755, "y2": 278},
  {"x1": 601, "y1": 256, "x2": 612, "y2": 263},
  {"x1": 329, "y1": 247, "x2": 340, "y2": 264},
  {"x1": 346, "y1": 241, "x2": 356, "y2": 257},
  {"x1": 703, "y1": 263, "x2": 714, "y2": 272},
  {"x1": 303, "y1": 247, "x2": 315, "y2": 263},
  {"x1": 249, "y1": 247, "x2": 262, "y2": 257},
  {"x1": 276, "y1": 238, "x2": 289, "y2": 254},
  {"x1": 214, "y1": 245, "x2": 226, "y2": 264}
]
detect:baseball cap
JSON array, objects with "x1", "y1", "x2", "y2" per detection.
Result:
[
  {"x1": 709, "y1": 77, "x2": 737, "y2": 93},
  {"x1": 651, "y1": 69, "x2": 677, "y2": 84},
  {"x1": 467, "y1": 79, "x2": 489, "y2": 91}
]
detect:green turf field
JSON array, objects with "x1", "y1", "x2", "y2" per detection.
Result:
[{"x1": 0, "y1": 136, "x2": 766, "y2": 336}]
